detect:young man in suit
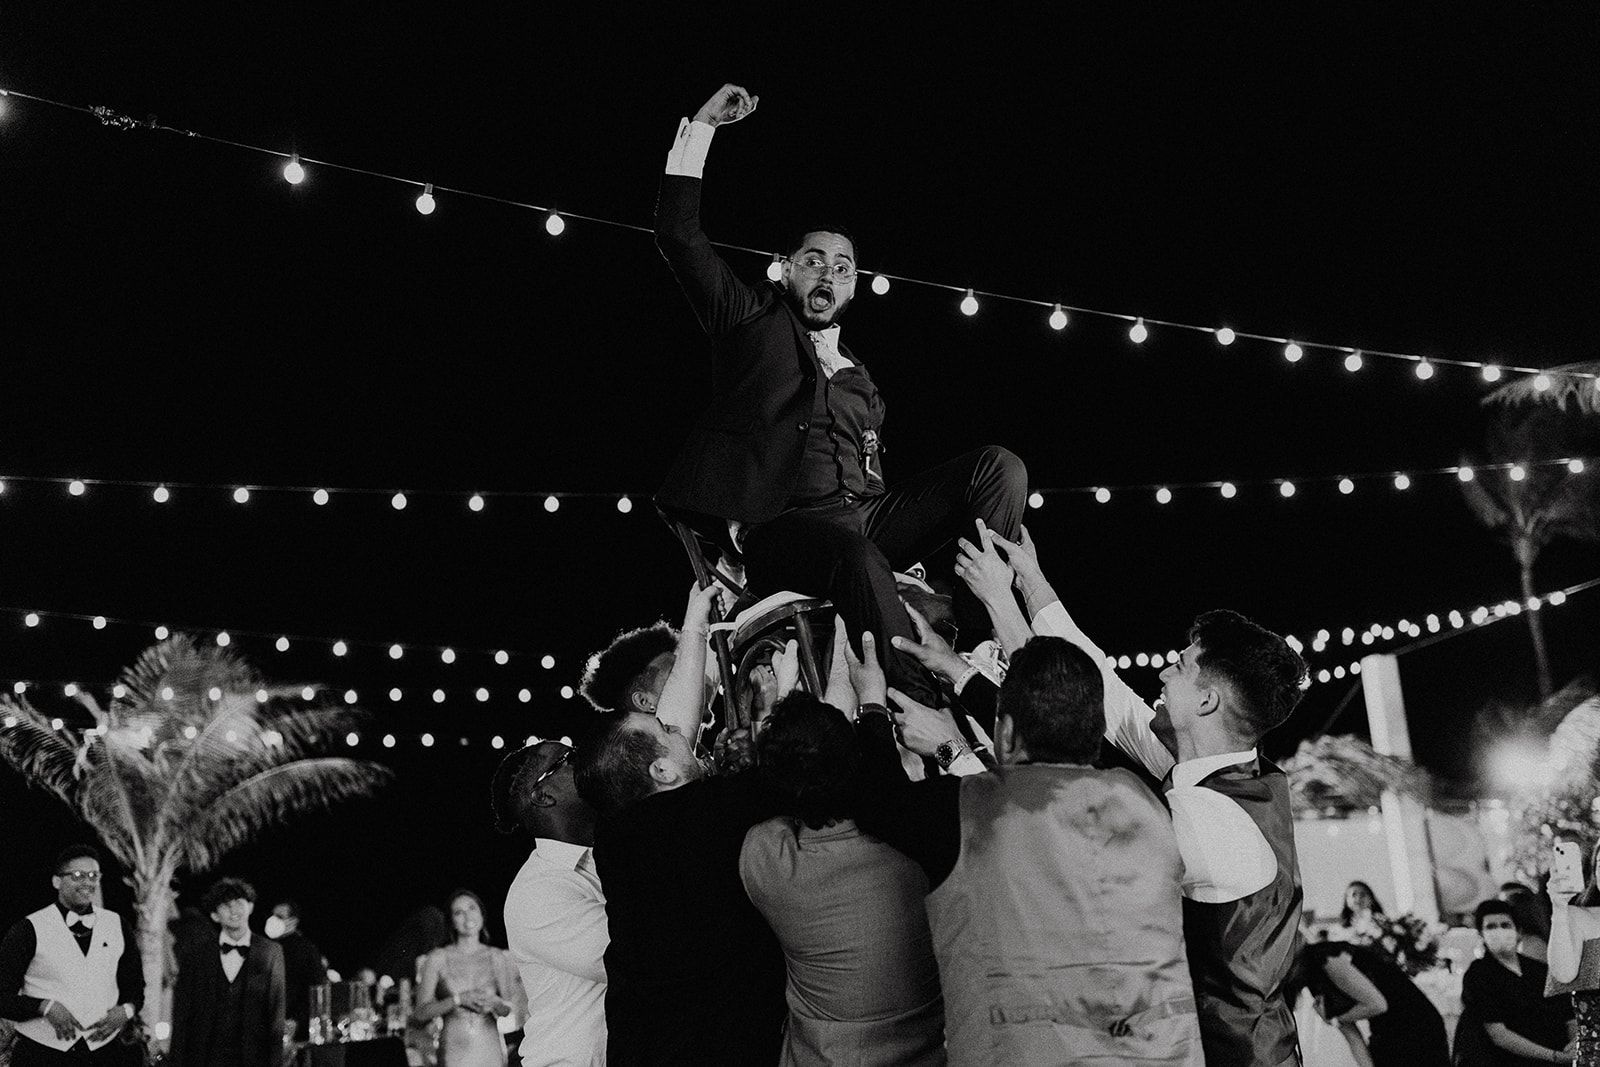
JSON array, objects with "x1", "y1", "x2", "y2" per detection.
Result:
[
  {"x1": 168, "y1": 877, "x2": 286, "y2": 1067},
  {"x1": 653, "y1": 82, "x2": 1029, "y2": 710},
  {"x1": 0, "y1": 845, "x2": 143, "y2": 1065}
]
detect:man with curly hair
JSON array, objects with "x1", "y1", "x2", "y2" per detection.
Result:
[{"x1": 168, "y1": 877, "x2": 285, "y2": 1067}]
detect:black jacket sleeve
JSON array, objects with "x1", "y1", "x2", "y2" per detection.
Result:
[
  {"x1": 0, "y1": 918, "x2": 43, "y2": 1021},
  {"x1": 655, "y1": 173, "x2": 771, "y2": 340},
  {"x1": 852, "y1": 714, "x2": 963, "y2": 891},
  {"x1": 117, "y1": 912, "x2": 144, "y2": 1013}
]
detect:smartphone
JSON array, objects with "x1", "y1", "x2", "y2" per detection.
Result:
[{"x1": 1552, "y1": 839, "x2": 1586, "y2": 895}]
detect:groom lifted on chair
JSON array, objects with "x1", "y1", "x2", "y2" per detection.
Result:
[{"x1": 653, "y1": 81, "x2": 1029, "y2": 709}]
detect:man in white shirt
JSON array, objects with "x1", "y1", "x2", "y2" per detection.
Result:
[
  {"x1": 894, "y1": 524, "x2": 1310, "y2": 1067},
  {"x1": 0, "y1": 845, "x2": 143, "y2": 1066},
  {"x1": 494, "y1": 740, "x2": 607, "y2": 1067}
]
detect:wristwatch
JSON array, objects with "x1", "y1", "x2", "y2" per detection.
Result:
[
  {"x1": 856, "y1": 702, "x2": 891, "y2": 721},
  {"x1": 935, "y1": 738, "x2": 969, "y2": 770}
]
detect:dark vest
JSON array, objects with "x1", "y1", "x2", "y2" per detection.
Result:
[
  {"x1": 207, "y1": 957, "x2": 249, "y2": 1067},
  {"x1": 1181, "y1": 759, "x2": 1303, "y2": 1067}
]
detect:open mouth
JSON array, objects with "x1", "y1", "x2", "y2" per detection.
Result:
[{"x1": 808, "y1": 287, "x2": 835, "y2": 311}]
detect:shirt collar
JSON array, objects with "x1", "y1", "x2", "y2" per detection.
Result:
[
  {"x1": 1171, "y1": 748, "x2": 1258, "y2": 790},
  {"x1": 533, "y1": 837, "x2": 591, "y2": 872},
  {"x1": 219, "y1": 933, "x2": 252, "y2": 948}
]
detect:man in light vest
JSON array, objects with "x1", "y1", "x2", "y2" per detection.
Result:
[{"x1": 0, "y1": 844, "x2": 143, "y2": 1065}]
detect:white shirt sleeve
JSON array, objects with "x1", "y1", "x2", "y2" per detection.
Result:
[
  {"x1": 664, "y1": 118, "x2": 716, "y2": 178},
  {"x1": 1167, "y1": 785, "x2": 1279, "y2": 903},
  {"x1": 505, "y1": 872, "x2": 608, "y2": 984},
  {"x1": 1030, "y1": 601, "x2": 1175, "y2": 779}
]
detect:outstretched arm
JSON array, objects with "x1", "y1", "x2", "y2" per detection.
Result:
[
  {"x1": 656, "y1": 583, "x2": 720, "y2": 742},
  {"x1": 953, "y1": 519, "x2": 1032, "y2": 655},
  {"x1": 657, "y1": 84, "x2": 769, "y2": 338}
]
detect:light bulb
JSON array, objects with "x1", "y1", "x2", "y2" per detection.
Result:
[
  {"x1": 476, "y1": 687, "x2": 490, "y2": 702},
  {"x1": 153, "y1": 485, "x2": 170, "y2": 503},
  {"x1": 491, "y1": 736, "x2": 505, "y2": 750},
  {"x1": 1509, "y1": 465, "x2": 1526, "y2": 481},
  {"x1": 495, "y1": 650, "x2": 510, "y2": 665},
  {"x1": 766, "y1": 255, "x2": 783, "y2": 282},
  {"x1": 544, "y1": 495, "x2": 560, "y2": 513},
  {"x1": 1219, "y1": 482, "x2": 1237, "y2": 499},
  {"x1": 313, "y1": 488, "x2": 330, "y2": 505},
  {"x1": 959, "y1": 289, "x2": 979, "y2": 316},
  {"x1": 560, "y1": 685, "x2": 575, "y2": 700},
  {"x1": 541, "y1": 654, "x2": 556, "y2": 669},
  {"x1": 24, "y1": 612, "x2": 39, "y2": 627},
  {"x1": 389, "y1": 687, "x2": 402, "y2": 702},
  {"x1": 1094, "y1": 487, "x2": 1111, "y2": 504},
  {"x1": 346, "y1": 732, "x2": 359, "y2": 747},
  {"x1": 1048, "y1": 305, "x2": 1068, "y2": 331},
  {"x1": 468, "y1": 493, "x2": 485, "y2": 512},
  {"x1": 1415, "y1": 360, "x2": 1435, "y2": 380},
  {"x1": 275, "y1": 636, "x2": 290, "y2": 651},
  {"x1": 283, "y1": 155, "x2": 305, "y2": 185},
  {"x1": 1482, "y1": 365, "x2": 1502, "y2": 382},
  {"x1": 332, "y1": 640, "x2": 348, "y2": 657},
  {"x1": 1533, "y1": 373, "x2": 1552, "y2": 391},
  {"x1": 1457, "y1": 467, "x2": 1475, "y2": 482},
  {"x1": 1344, "y1": 351, "x2": 1363, "y2": 372},
  {"x1": 870, "y1": 274, "x2": 890, "y2": 295},
  {"x1": 1155, "y1": 487, "x2": 1172, "y2": 504},
  {"x1": 421, "y1": 733, "x2": 434, "y2": 747},
  {"x1": 545, "y1": 212, "x2": 566, "y2": 236},
  {"x1": 383, "y1": 734, "x2": 396, "y2": 748},
  {"x1": 1569, "y1": 459, "x2": 1586, "y2": 473},
  {"x1": 441, "y1": 648, "x2": 456, "y2": 664},
  {"x1": 1338, "y1": 477, "x2": 1355, "y2": 494},
  {"x1": 1129, "y1": 318, "x2": 1148, "y2": 344},
  {"x1": 215, "y1": 632, "x2": 231, "y2": 647},
  {"x1": 389, "y1": 644, "x2": 404, "y2": 660},
  {"x1": 391, "y1": 492, "x2": 407, "y2": 510},
  {"x1": 1284, "y1": 342, "x2": 1303, "y2": 363},
  {"x1": 616, "y1": 496, "x2": 633, "y2": 513},
  {"x1": 93, "y1": 615, "x2": 106, "y2": 629},
  {"x1": 1215, "y1": 326, "x2": 1236, "y2": 346},
  {"x1": 1279, "y1": 481, "x2": 1296, "y2": 498},
  {"x1": 1393, "y1": 474, "x2": 1411, "y2": 491},
  {"x1": 519, "y1": 690, "x2": 533, "y2": 703},
  {"x1": 69, "y1": 480, "x2": 86, "y2": 496},
  {"x1": 343, "y1": 689, "x2": 358, "y2": 704},
  {"x1": 233, "y1": 487, "x2": 250, "y2": 504},
  {"x1": 433, "y1": 689, "x2": 446, "y2": 703},
  {"x1": 155, "y1": 625, "x2": 169, "y2": 640},
  {"x1": 415, "y1": 183, "x2": 436, "y2": 215},
  {"x1": 1027, "y1": 491, "x2": 1044, "y2": 509}
]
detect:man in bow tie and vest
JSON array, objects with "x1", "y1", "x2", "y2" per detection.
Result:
[
  {"x1": 0, "y1": 845, "x2": 144, "y2": 1066},
  {"x1": 168, "y1": 877, "x2": 286, "y2": 1067},
  {"x1": 653, "y1": 82, "x2": 1029, "y2": 712}
]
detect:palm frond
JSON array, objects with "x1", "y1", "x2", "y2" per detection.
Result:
[
  {"x1": 1484, "y1": 361, "x2": 1600, "y2": 415},
  {"x1": 1283, "y1": 733, "x2": 1432, "y2": 813},
  {"x1": 0, "y1": 699, "x2": 86, "y2": 810},
  {"x1": 183, "y1": 758, "x2": 392, "y2": 873}
]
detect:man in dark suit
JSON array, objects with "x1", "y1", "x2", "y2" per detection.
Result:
[
  {"x1": 0, "y1": 845, "x2": 143, "y2": 1066},
  {"x1": 264, "y1": 898, "x2": 327, "y2": 1042},
  {"x1": 653, "y1": 82, "x2": 1028, "y2": 708},
  {"x1": 168, "y1": 877, "x2": 286, "y2": 1067}
]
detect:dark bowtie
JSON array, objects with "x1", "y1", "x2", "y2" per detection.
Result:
[{"x1": 220, "y1": 943, "x2": 247, "y2": 957}]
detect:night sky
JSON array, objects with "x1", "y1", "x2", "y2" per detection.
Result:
[{"x1": 2, "y1": 5, "x2": 1596, "y2": 972}]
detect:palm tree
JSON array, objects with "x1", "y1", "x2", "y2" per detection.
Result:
[
  {"x1": 0, "y1": 634, "x2": 392, "y2": 1040},
  {"x1": 1462, "y1": 361, "x2": 1600, "y2": 697}
]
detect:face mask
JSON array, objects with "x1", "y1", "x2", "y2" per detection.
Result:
[
  {"x1": 263, "y1": 915, "x2": 287, "y2": 940},
  {"x1": 1482, "y1": 928, "x2": 1519, "y2": 954}
]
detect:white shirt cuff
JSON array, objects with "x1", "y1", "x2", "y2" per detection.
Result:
[{"x1": 665, "y1": 118, "x2": 716, "y2": 178}]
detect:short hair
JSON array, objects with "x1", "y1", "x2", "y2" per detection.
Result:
[
  {"x1": 444, "y1": 889, "x2": 492, "y2": 945},
  {"x1": 203, "y1": 877, "x2": 256, "y2": 914},
  {"x1": 1474, "y1": 898, "x2": 1518, "y2": 932},
  {"x1": 573, "y1": 714, "x2": 665, "y2": 817},
  {"x1": 490, "y1": 741, "x2": 547, "y2": 834},
  {"x1": 996, "y1": 636, "x2": 1105, "y2": 764},
  {"x1": 580, "y1": 623, "x2": 676, "y2": 713},
  {"x1": 757, "y1": 693, "x2": 858, "y2": 830},
  {"x1": 54, "y1": 844, "x2": 103, "y2": 873},
  {"x1": 1189, "y1": 610, "x2": 1308, "y2": 740},
  {"x1": 786, "y1": 224, "x2": 859, "y2": 266},
  {"x1": 272, "y1": 898, "x2": 302, "y2": 919}
]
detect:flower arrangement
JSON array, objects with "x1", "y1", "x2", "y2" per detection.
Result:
[{"x1": 1353, "y1": 912, "x2": 1444, "y2": 975}]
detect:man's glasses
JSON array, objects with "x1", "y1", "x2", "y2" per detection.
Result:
[
  {"x1": 790, "y1": 257, "x2": 857, "y2": 282},
  {"x1": 531, "y1": 747, "x2": 572, "y2": 791},
  {"x1": 58, "y1": 871, "x2": 101, "y2": 883}
]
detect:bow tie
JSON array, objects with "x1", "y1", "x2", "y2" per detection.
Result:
[
  {"x1": 66, "y1": 912, "x2": 95, "y2": 930},
  {"x1": 220, "y1": 943, "x2": 248, "y2": 957}
]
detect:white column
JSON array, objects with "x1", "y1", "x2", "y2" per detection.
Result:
[{"x1": 1361, "y1": 653, "x2": 1440, "y2": 921}]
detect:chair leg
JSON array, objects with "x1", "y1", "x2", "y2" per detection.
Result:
[{"x1": 792, "y1": 614, "x2": 823, "y2": 696}]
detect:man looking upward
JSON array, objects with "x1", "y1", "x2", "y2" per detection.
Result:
[{"x1": 653, "y1": 82, "x2": 1029, "y2": 708}]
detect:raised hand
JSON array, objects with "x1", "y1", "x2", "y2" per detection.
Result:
[
  {"x1": 885, "y1": 687, "x2": 962, "y2": 759},
  {"x1": 841, "y1": 631, "x2": 888, "y2": 707},
  {"x1": 891, "y1": 604, "x2": 968, "y2": 685},
  {"x1": 681, "y1": 580, "x2": 721, "y2": 634},
  {"x1": 693, "y1": 84, "x2": 759, "y2": 127},
  {"x1": 772, "y1": 638, "x2": 801, "y2": 701},
  {"x1": 954, "y1": 519, "x2": 1015, "y2": 607}
]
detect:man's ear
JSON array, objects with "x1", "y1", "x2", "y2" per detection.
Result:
[
  {"x1": 530, "y1": 788, "x2": 558, "y2": 810},
  {"x1": 647, "y1": 757, "x2": 676, "y2": 787},
  {"x1": 1195, "y1": 683, "x2": 1223, "y2": 718},
  {"x1": 995, "y1": 714, "x2": 1020, "y2": 765},
  {"x1": 628, "y1": 689, "x2": 654, "y2": 715}
]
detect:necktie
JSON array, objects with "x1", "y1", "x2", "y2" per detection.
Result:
[{"x1": 221, "y1": 943, "x2": 247, "y2": 957}]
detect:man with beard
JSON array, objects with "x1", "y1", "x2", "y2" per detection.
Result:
[{"x1": 653, "y1": 83, "x2": 1029, "y2": 708}]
